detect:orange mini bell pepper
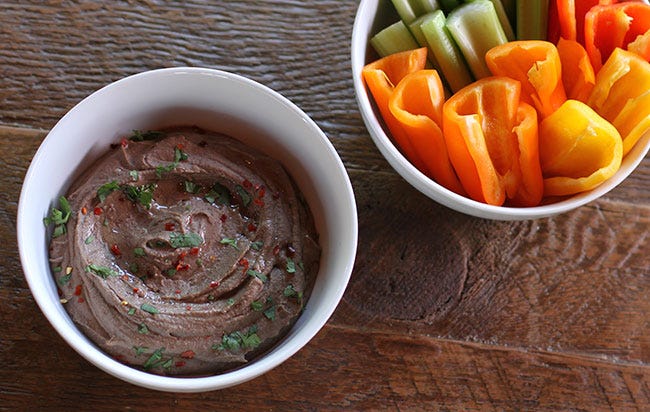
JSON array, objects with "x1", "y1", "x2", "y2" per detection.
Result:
[
  {"x1": 553, "y1": 0, "x2": 622, "y2": 45},
  {"x1": 388, "y1": 70, "x2": 466, "y2": 195},
  {"x1": 485, "y1": 41, "x2": 567, "y2": 118},
  {"x1": 539, "y1": 99, "x2": 622, "y2": 196},
  {"x1": 442, "y1": 77, "x2": 543, "y2": 206},
  {"x1": 585, "y1": 2, "x2": 650, "y2": 71},
  {"x1": 556, "y1": 37, "x2": 595, "y2": 102},
  {"x1": 588, "y1": 47, "x2": 650, "y2": 155},
  {"x1": 362, "y1": 48, "x2": 429, "y2": 171}
]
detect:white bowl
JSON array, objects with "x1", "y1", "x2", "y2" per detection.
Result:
[
  {"x1": 351, "y1": 0, "x2": 650, "y2": 220},
  {"x1": 17, "y1": 68, "x2": 358, "y2": 392}
]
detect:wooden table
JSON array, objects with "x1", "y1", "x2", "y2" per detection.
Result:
[{"x1": 1, "y1": 1, "x2": 649, "y2": 410}]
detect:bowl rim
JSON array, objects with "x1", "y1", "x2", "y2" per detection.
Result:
[
  {"x1": 351, "y1": 0, "x2": 650, "y2": 220},
  {"x1": 17, "y1": 67, "x2": 358, "y2": 392}
]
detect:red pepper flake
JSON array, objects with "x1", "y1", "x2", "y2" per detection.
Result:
[
  {"x1": 238, "y1": 258, "x2": 249, "y2": 268},
  {"x1": 176, "y1": 143, "x2": 184, "y2": 150},
  {"x1": 165, "y1": 222, "x2": 175, "y2": 231},
  {"x1": 247, "y1": 222, "x2": 257, "y2": 232},
  {"x1": 120, "y1": 137, "x2": 129, "y2": 148},
  {"x1": 254, "y1": 198, "x2": 265, "y2": 207},
  {"x1": 74, "y1": 285, "x2": 82, "y2": 296},
  {"x1": 185, "y1": 305, "x2": 192, "y2": 311},
  {"x1": 81, "y1": 206, "x2": 88, "y2": 215},
  {"x1": 180, "y1": 350, "x2": 195, "y2": 359},
  {"x1": 77, "y1": 297, "x2": 85, "y2": 303},
  {"x1": 175, "y1": 361, "x2": 186, "y2": 368},
  {"x1": 94, "y1": 207, "x2": 103, "y2": 215},
  {"x1": 220, "y1": 214, "x2": 227, "y2": 223},
  {"x1": 132, "y1": 287, "x2": 139, "y2": 294},
  {"x1": 110, "y1": 244, "x2": 122, "y2": 256},
  {"x1": 175, "y1": 289, "x2": 181, "y2": 294},
  {"x1": 178, "y1": 251, "x2": 187, "y2": 260},
  {"x1": 257, "y1": 186, "x2": 266, "y2": 198},
  {"x1": 209, "y1": 281, "x2": 220, "y2": 288},
  {"x1": 176, "y1": 263, "x2": 190, "y2": 271},
  {"x1": 120, "y1": 274, "x2": 129, "y2": 282},
  {"x1": 242, "y1": 179, "x2": 253, "y2": 189},
  {"x1": 190, "y1": 247, "x2": 200, "y2": 256},
  {"x1": 273, "y1": 245, "x2": 281, "y2": 256}
]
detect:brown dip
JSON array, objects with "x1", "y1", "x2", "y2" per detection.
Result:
[{"x1": 48, "y1": 127, "x2": 320, "y2": 376}]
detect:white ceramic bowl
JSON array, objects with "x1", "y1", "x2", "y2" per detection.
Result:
[
  {"x1": 352, "y1": 0, "x2": 650, "y2": 220},
  {"x1": 17, "y1": 68, "x2": 358, "y2": 392}
]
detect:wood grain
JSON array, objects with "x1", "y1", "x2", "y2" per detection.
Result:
[{"x1": 1, "y1": 0, "x2": 649, "y2": 410}]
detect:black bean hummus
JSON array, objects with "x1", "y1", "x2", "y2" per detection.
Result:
[{"x1": 47, "y1": 127, "x2": 320, "y2": 376}]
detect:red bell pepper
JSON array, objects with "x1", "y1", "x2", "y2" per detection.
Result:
[{"x1": 585, "y1": 2, "x2": 650, "y2": 70}]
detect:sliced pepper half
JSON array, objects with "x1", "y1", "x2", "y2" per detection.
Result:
[
  {"x1": 362, "y1": 48, "x2": 429, "y2": 171},
  {"x1": 485, "y1": 40, "x2": 567, "y2": 118},
  {"x1": 585, "y1": 2, "x2": 650, "y2": 71},
  {"x1": 539, "y1": 99, "x2": 622, "y2": 196},
  {"x1": 442, "y1": 76, "x2": 543, "y2": 206},
  {"x1": 557, "y1": 37, "x2": 595, "y2": 103},
  {"x1": 587, "y1": 47, "x2": 650, "y2": 155},
  {"x1": 389, "y1": 70, "x2": 467, "y2": 195}
]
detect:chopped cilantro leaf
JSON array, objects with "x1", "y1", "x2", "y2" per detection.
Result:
[
  {"x1": 143, "y1": 347, "x2": 165, "y2": 370},
  {"x1": 286, "y1": 257, "x2": 296, "y2": 274},
  {"x1": 140, "y1": 303, "x2": 159, "y2": 314},
  {"x1": 251, "y1": 300, "x2": 264, "y2": 311},
  {"x1": 129, "y1": 130, "x2": 164, "y2": 142},
  {"x1": 43, "y1": 196, "x2": 72, "y2": 238},
  {"x1": 133, "y1": 247, "x2": 146, "y2": 257},
  {"x1": 184, "y1": 180, "x2": 200, "y2": 194},
  {"x1": 57, "y1": 273, "x2": 72, "y2": 286},
  {"x1": 235, "y1": 185, "x2": 252, "y2": 207},
  {"x1": 250, "y1": 241, "x2": 263, "y2": 251},
  {"x1": 122, "y1": 183, "x2": 156, "y2": 209},
  {"x1": 205, "y1": 182, "x2": 232, "y2": 205},
  {"x1": 247, "y1": 269, "x2": 267, "y2": 283},
  {"x1": 264, "y1": 306, "x2": 276, "y2": 321},
  {"x1": 85, "y1": 264, "x2": 117, "y2": 279},
  {"x1": 219, "y1": 237, "x2": 238, "y2": 250},
  {"x1": 97, "y1": 181, "x2": 120, "y2": 203},
  {"x1": 138, "y1": 323, "x2": 149, "y2": 334},
  {"x1": 129, "y1": 170, "x2": 139, "y2": 181},
  {"x1": 170, "y1": 232, "x2": 203, "y2": 248},
  {"x1": 213, "y1": 326, "x2": 261, "y2": 352}
]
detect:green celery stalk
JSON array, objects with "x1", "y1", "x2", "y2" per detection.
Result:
[
  {"x1": 370, "y1": 20, "x2": 421, "y2": 57},
  {"x1": 420, "y1": 10, "x2": 474, "y2": 92},
  {"x1": 391, "y1": 0, "x2": 441, "y2": 24},
  {"x1": 446, "y1": 0, "x2": 508, "y2": 79},
  {"x1": 516, "y1": 0, "x2": 549, "y2": 40},
  {"x1": 466, "y1": 0, "x2": 515, "y2": 41},
  {"x1": 409, "y1": 14, "x2": 443, "y2": 72}
]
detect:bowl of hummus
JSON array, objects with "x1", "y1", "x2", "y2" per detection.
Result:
[{"x1": 17, "y1": 68, "x2": 357, "y2": 392}]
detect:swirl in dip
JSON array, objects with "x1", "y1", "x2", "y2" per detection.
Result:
[{"x1": 47, "y1": 127, "x2": 320, "y2": 376}]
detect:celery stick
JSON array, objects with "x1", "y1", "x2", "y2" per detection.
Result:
[
  {"x1": 446, "y1": 0, "x2": 508, "y2": 79},
  {"x1": 467, "y1": 0, "x2": 515, "y2": 41},
  {"x1": 420, "y1": 10, "x2": 474, "y2": 92},
  {"x1": 370, "y1": 20, "x2": 421, "y2": 57},
  {"x1": 391, "y1": 0, "x2": 441, "y2": 24},
  {"x1": 516, "y1": 0, "x2": 549, "y2": 40},
  {"x1": 409, "y1": 14, "x2": 443, "y2": 71}
]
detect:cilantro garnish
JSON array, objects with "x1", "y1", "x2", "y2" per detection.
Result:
[
  {"x1": 129, "y1": 130, "x2": 165, "y2": 142},
  {"x1": 183, "y1": 180, "x2": 200, "y2": 194},
  {"x1": 142, "y1": 347, "x2": 172, "y2": 370},
  {"x1": 286, "y1": 257, "x2": 296, "y2": 274},
  {"x1": 129, "y1": 170, "x2": 139, "y2": 181},
  {"x1": 205, "y1": 182, "x2": 232, "y2": 205},
  {"x1": 251, "y1": 300, "x2": 264, "y2": 311},
  {"x1": 97, "y1": 181, "x2": 120, "y2": 202},
  {"x1": 219, "y1": 237, "x2": 238, "y2": 250},
  {"x1": 138, "y1": 323, "x2": 149, "y2": 334},
  {"x1": 264, "y1": 306, "x2": 276, "y2": 321},
  {"x1": 170, "y1": 232, "x2": 203, "y2": 248},
  {"x1": 140, "y1": 303, "x2": 159, "y2": 314},
  {"x1": 43, "y1": 196, "x2": 72, "y2": 238},
  {"x1": 283, "y1": 284, "x2": 303, "y2": 299},
  {"x1": 155, "y1": 146, "x2": 188, "y2": 177},
  {"x1": 57, "y1": 273, "x2": 72, "y2": 286},
  {"x1": 247, "y1": 269, "x2": 268, "y2": 283},
  {"x1": 133, "y1": 247, "x2": 146, "y2": 257},
  {"x1": 122, "y1": 183, "x2": 156, "y2": 209},
  {"x1": 235, "y1": 185, "x2": 252, "y2": 207},
  {"x1": 85, "y1": 264, "x2": 117, "y2": 279},
  {"x1": 133, "y1": 346, "x2": 148, "y2": 356},
  {"x1": 250, "y1": 241, "x2": 263, "y2": 251},
  {"x1": 213, "y1": 325, "x2": 261, "y2": 352}
]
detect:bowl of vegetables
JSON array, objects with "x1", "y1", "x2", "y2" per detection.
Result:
[{"x1": 352, "y1": 0, "x2": 650, "y2": 220}]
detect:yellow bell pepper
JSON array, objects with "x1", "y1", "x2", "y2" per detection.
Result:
[
  {"x1": 539, "y1": 100, "x2": 622, "y2": 197},
  {"x1": 587, "y1": 47, "x2": 650, "y2": 156}
]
